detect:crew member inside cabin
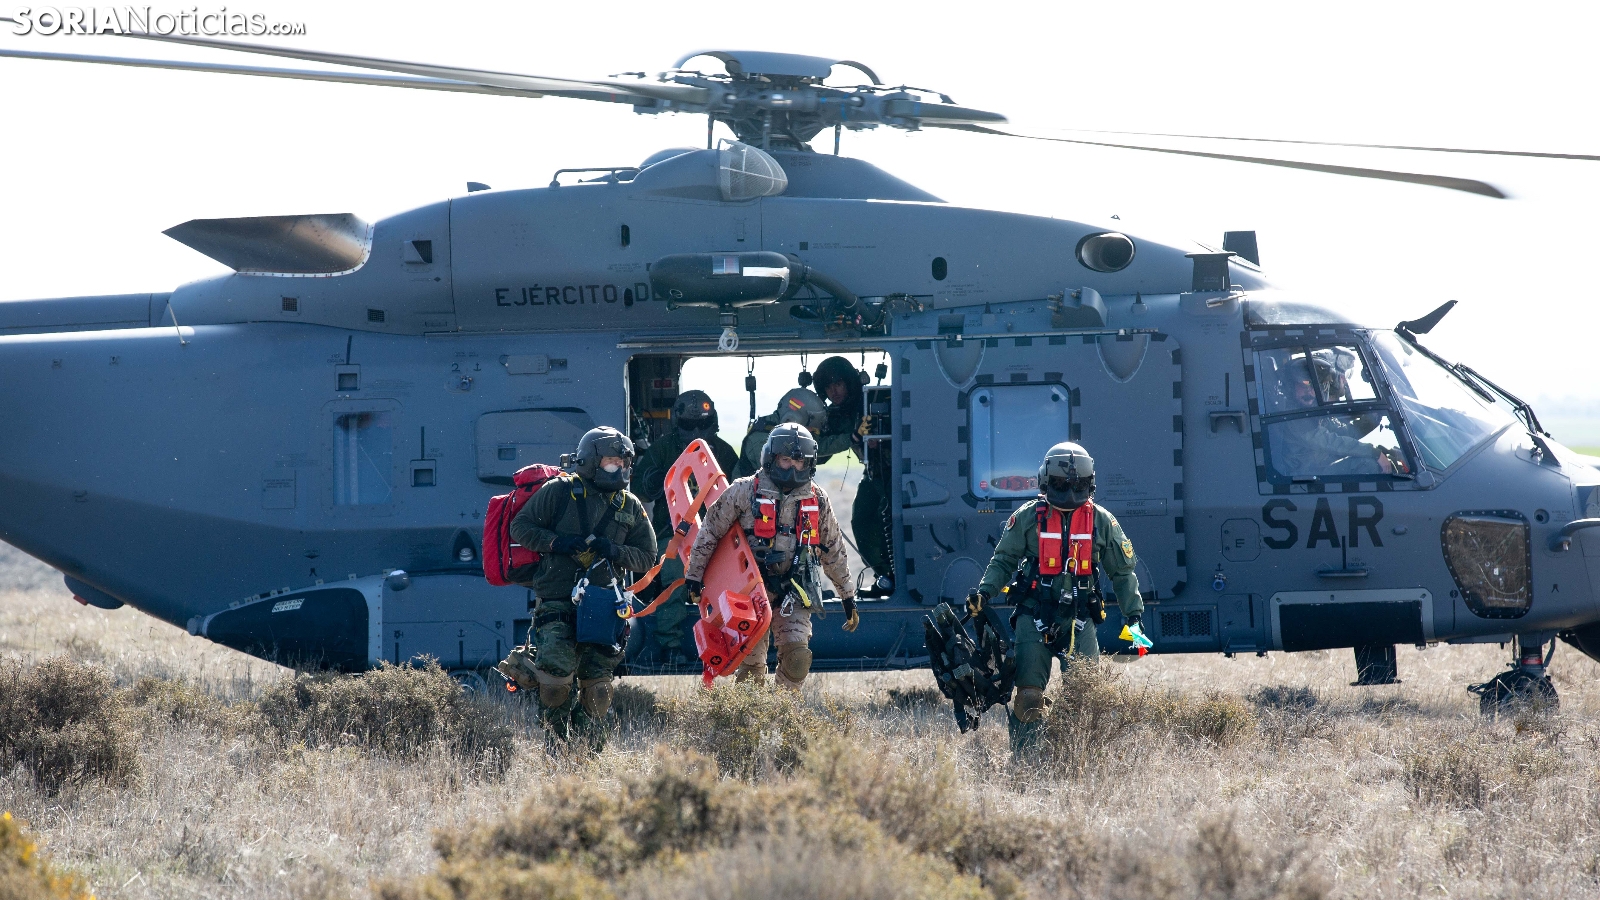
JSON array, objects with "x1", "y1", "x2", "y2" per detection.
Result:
[
  {"x1": 685, "y1": 423, "x2": 859, "y2": 689},
  {"x1": 810, "y1": 355, "x2": 894, "y2": 596},
  {"x1": 508, "y1": 426, "x2": 656, "y2": 741},
  {"x1": 735, "y1": 387, "x2": 828, "y2": 477},
  {"x1": 967, "y1": 441, "x2": 1142, "y2": 753},
  {"x1": 633, "y1": 390, "x2": 740, "y2": 665}
]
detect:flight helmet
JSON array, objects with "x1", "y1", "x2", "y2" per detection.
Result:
[
  {"x1": 1039, "y1": 442, "x2": 1095, "y2": 510},
  {"x1": 812, "y1": 356, "x2": 863, "y2": 403},
  {"x1": 573, "y1": 426, "x2": 635, "y2": 492},
  {"x1": 761, "y1": 423, "x2": 819, "y2": 490},
  {"x1": 671, "y1": 390, "x2": 719, "y2": 438},
  {"x1": 773, "y1": 387, "x2": 827, "y2": 434}
]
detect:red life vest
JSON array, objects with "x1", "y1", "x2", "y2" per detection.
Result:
[
  {"x1": 797, "y1": 497, "x2": 820, "y2": 546},
  {"x1": 1036, "y1": 500, "x2": 1096, "y2": 577},
  {"x1": 754, "y1": 496, "x2": 778, "y2": 539},
  {"x1": 751, "y1": 488, "x2": 821, "y2": 545}
]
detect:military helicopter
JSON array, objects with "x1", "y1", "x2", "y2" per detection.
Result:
[{"x1": 2, "y1": 26, "x2": 1597, "y2": 711}]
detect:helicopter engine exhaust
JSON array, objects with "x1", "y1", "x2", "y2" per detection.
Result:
[{"x1": 1076, "y1": 231, "x2": 1136, "y2": 273}]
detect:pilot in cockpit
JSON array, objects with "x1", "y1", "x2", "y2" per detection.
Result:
[{"x1": 1269, "y1": 355, "x2": 1401, "y2": 477}]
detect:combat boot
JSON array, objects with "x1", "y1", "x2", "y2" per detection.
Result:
[{"x1": 1008, "y1": 685, "x2": 1049, "y2": 755}]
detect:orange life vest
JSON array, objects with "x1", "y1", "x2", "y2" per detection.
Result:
[{"x1": 1037, "y1": 500, "x2": 1095, "y2": 577}]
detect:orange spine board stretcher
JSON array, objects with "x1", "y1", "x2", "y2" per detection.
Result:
[{"x1": 662, "y1": 438, "x2": 772, "y2": 686}]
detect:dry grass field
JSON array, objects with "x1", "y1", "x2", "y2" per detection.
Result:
[{"x1": 5, "y1": 541, "x2": 1600, "y2": 900}]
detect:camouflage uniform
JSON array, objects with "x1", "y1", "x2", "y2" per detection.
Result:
[
  {"x1": 684, "y1": 471, "x2": 856, "y2": 688},
  {"x1": 633, "y1": 428, "x2": 739, "y2": 662},
  {"x1": 508, "y1": 474, "x2": 656, "y2": 730},
  {"x1": 976, "y1": 499, "x2": 1141, "y2": 746}
]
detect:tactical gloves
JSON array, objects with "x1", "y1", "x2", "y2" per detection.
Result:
[
  {"x1": 1126, "y1": 614, "x2": 1141, "y2": 627},
  {"x1": 551, "y1": 534, "x2": 586, "y2": 555},
  {"x1": 841, "y1": 595, "x2": 859, "y2": 632},
  {"x1": 966, "y1": 589, "x2": 989, "y2": 618},
  {"x1": 685, "y1": 579, "x2": 704, "y2": 604},
  {"x1": 588, "y1": 536, "x2": 620, "y2": 561}
]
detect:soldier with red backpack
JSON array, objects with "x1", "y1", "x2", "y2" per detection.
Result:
[
  {"x1": 508, "y1": 426, "x2": 657, "y2": 740},
  {"x1": 966, "y1": 442, "x2": 1144, "y2": 753}
]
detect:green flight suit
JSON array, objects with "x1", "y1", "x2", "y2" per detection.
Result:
[
  {"x1": 632, "y1": 428, "x2": 739, "y2": 660},
  {"x1": 507, "y1": 475, "x2": 657, "y2": 681},
  {"x1": 977, "y1": 499, "x2": 1142, "y2": 685}
]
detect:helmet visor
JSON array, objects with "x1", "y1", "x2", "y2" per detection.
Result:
[{"x1": 1045, "y1": 475, "x2": 1093, "y2": 496}]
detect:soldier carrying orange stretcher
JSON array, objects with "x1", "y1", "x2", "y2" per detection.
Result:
[{"x1": 684, "y1": 423, "x2": 859, "y2": 689}]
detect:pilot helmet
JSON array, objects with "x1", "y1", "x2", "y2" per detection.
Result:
[
  {"x1": 772, "y1": 387, "x2": 828, "y2": 434},
  {"x1": 761, "y1": 423, "x2": 819, "y2": 490},
  {"x1": 1039, "y1": 441, "x2": 1095, "y2": 510},
  {"x1": 671, "y1": 390, "x2": 719, "y2": 437},
  {"x1": 812, "y1": 355, "x2": 864, "y2": 405},
  {"x1": 573, "y1": 426, "x2": 635, "y2": 492}
]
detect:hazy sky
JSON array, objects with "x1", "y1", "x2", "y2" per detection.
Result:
[{"x1": 4, "y1": 0, "x2": 1597, "y2": 437}]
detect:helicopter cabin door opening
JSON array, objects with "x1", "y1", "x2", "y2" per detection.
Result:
[{"x1": 626, "y1": 351, "x2": 897, "y2": 595}]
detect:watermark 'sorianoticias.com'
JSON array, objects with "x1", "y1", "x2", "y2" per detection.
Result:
[{"x1": 9, "y1": 6, "x2": 306, "y2": 36}]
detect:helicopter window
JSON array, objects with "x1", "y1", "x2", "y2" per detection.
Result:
[
  {"x1": 333, "y1": 412, "x2": 394, "y2": 505},
  {"x1": 1257, "y1": 345, "x2": 1376, "y2": 415},
  {"x1": 1243, "y1": 298, "x2": 1357, "y2": 327},
  {"x1": 1263, "y1": 411, "x2": 1410, "y2": 481},
  {"x1": 970, "y1": 384, "x2": 1073, "y2": 498},
  {"x1": 1369, "y1": 331, "x2": 1518, "y2": 470}
]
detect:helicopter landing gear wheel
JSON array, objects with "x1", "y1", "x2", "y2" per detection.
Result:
[
  {"x1": 449, "y1": 668, "x2": 489, "y2": 694},
  {"x1": 1469, "y1": 636, "x2": 1559, "y2": 717}
]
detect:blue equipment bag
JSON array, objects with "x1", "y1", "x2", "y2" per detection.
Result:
[{"x1": 575, "y1": 581, "x2": 628, "y2": 649}]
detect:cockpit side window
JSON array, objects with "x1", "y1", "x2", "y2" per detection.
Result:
[
  {"x1": 1255, "y1": 343, "x2": 1412, "y2": 483},
  {"x1": 1257, "y1": 345, "x2": 1376, "y2": 415}
]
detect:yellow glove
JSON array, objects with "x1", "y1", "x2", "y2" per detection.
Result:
[
  {"x1": 842, "y1": 596, "x2": 859, "y2": 632},
  {"x1": 856, "y1": 415, "x2": 872, "y2": 437}
]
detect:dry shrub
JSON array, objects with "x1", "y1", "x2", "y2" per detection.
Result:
[
  {"x1": 632, "y1": 831, "x2": 988, "y2": 900},
  {"x1": 255, "y1": 661, "x2": 512, "y2": 766},
  {"x1": 805, "y1": 738, "x2": 1089, "y2": 895},
  {"x1": 883, "y1": 685, "x2": 943, "y2": 710},
  {"x1": 1114, "y1": 814, "x2": 1327, "y2": 900},
  {"x1": 611, "y1": 682, "x2": 662, "y2": 731},
  {"x1": 0, "y1": 656, "x2": 140, "y2": 792},
  {"x1": 1402, "y1": 725, "x2": 1563, "y2": 809},
  {"x1": 1248, "y1": 685, "x2": 1320, "y2": 710},
  {"x1": 387, "y1": 747, "x2": 993, "y2": 900},
  {"x1": 660, "y1": 680, "x2": 846, "y2": 778},
  {"x1": 125, "y1": 674, "x2": 241, "y2": 732},
  {"x1": 1039, "y1": 659, "x2": 1256, "y2": 772},
  {"x1": 0, "y1": 812, "x2": 92, "y2": 900}
]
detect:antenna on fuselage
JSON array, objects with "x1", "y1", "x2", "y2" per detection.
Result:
[{"x1": 164, "y1": 298, "x2": 190, "y2": 346}]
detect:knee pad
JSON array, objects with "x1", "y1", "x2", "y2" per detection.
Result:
[
  {"x1": 535, "y1": 667, "x2": 573, "y2": 709},
  {"x1": 776, "y1": 642, "x2": 813, "y2": 689},
  {"x1": 577, "y1": 676, "x2": 614, "y2": 720},
  {"x1": 1014, "y1": 686, "x2": 1050, "y2": 723}
]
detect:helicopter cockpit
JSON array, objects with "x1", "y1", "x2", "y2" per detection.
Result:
[{"x1": 1248, "y1": 308, "x2": 1525, "y2": 487}]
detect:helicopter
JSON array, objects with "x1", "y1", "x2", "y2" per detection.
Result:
[{"x1": 1, "y1": 25, "x2": 1598, "y2": 711}]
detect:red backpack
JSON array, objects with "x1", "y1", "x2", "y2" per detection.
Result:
[{"x1": 482, "y1": 464, "x2": 564, "y2": 586}]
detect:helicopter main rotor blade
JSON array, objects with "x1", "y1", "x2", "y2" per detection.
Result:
[
  {"x1": 110, "y1": 29, "x2": 708, "y2": 105},
  {"x1": 1041, "y1": 128, "x2": 1600, "y2": 163},
  {"x1": 0, "y1": 47, "x2": 546, "y2": 97},
  {"x1": 935, "y1": 124, "x2": 1507, "y2": 199}
]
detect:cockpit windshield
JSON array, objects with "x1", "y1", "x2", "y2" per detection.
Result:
[{"x1": 1369, "y1": 331, "x2": 1519, "y2": 470}]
